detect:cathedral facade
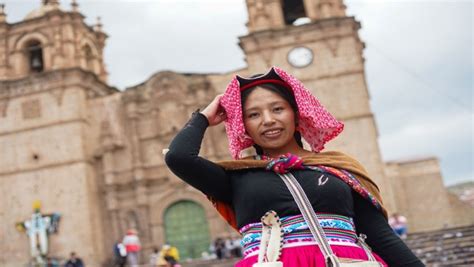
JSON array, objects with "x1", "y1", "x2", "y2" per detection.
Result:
[{"x1": 1, "y1": 1, "x2": 472, "y2": 266}]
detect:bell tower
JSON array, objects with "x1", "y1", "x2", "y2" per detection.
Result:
[
  {"x1": 0, "y1": 0, "x2": 108, "y2": 81},
  {"x1": 0, "y1": 1, "x2": 116, "y2": 266},
  {"x1": 241, "y1": 0, "x2": 397, "y2": 211},
  {"x1": 246, "y1": 0, "x2": 346, "y2": 33}
]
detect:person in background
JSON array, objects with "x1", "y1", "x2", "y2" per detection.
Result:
[
  {"x1": 45, "y1": 257, "x2": 59, "y2": 267},
  {"x1": 64, "y1": 252, "x2": 84, "y2": 267},
  {"x1": 389, "y1": 213, "x2": 408, "y2": 238},
  {"x1": 122, "y1": 229, "x2": 141, "y2": 267},
  {"x1": 230, "y1": 236, "x2": 243, "y2": 258},
  {"x1": 113, "y1": 240, "x2": 127, "y2": 267},
  {"x1": 207, "y1": 242, "x2": 217, "y2": 260},
  {"x1": 224, "y1": 236, "x2": 233, "y2": 258},
  {"x1": 149, "y1": 246, "x2": 160, "y2": 267},
  {"x1": 213, "y1": 237, "x2": 226, "y2": 260},
  {"x1": 156, "y1": 245, "x2": 168, "y2": 267},
  {"x1": 160, "y1": 244, "x2": 180, "y2": 267}
]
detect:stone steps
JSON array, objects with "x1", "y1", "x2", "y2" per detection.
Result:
[{"x1": 405, "y1": 225, "x2": 474, "y2": 266}]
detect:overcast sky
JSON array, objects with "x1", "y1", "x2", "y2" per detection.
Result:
[{"x1": 5, "y1": 0, "x2": 473, "y2": 186}]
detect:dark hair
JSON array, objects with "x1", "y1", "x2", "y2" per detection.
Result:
[{"x1": 240, "y1": 81, "x2": 303, "y2": 155}]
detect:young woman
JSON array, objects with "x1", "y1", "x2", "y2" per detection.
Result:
[{"x1": 165, "y1": 67, "x2": 423, "y2": 266}]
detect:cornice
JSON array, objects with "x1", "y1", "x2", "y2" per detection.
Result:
[
  {"x1": 239, "y1": 16, "x2": 361, "y2": 53},
  {"x1": 122, "y1": 71, "x2": 213, "y2": 105},
  {"x1": 338, "y1": 112, "x2": 374, "y2": 122},
  {"x1": 0, "y1": 68, "x2": 118, "y2": 101},
  {"x1": 0, "y1": 117, "x2": 87, "y2": 138},
  {"x1": 0, "y1": 158, "x2": 91, "y2": 177},
  {"x1": 9, "y1": 10, "x2": 85, "y2": 27},
  {"x1": 242, "y1": 16, "x2": 360, "y2": 39}
]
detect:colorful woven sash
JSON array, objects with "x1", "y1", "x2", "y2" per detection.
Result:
[
  {"x1": 262, "y1": 154, "x2": 383, "y2": 212},
  {"x1": 239, "y1": 213, "x2": 359, "y2": 258}
]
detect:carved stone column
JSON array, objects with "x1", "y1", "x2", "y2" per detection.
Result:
[
  {"x1": 100, "y1": 121, "x2": 117, "y2": 184},
  {"x1": 99, "y1": 120, "x2": 122, "y2": 240},
  {"x1": 126, "y1": 102, "x2": 151, "y2": 245},
  {"x1": 0, "y1": 6, "x2": 8, "y2": 79},
  {"x1": 126, "y1": 102, "x2": 145, "y2": 182},
  {"x1": 105, "y1": 186, "x2": 120, "y2": 239}
]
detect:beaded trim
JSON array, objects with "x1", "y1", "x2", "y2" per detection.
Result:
[{"x1": 240, "y1": 214, "x2": 358, "y2": 258}]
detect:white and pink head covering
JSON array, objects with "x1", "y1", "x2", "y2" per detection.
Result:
[{"x1": 219, "y1": 67, "x2": 344, "y2": 159}]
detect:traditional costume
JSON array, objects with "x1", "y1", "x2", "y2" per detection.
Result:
[{"x1": 165, "y1": 67, "x2": 423, "y2": 266}]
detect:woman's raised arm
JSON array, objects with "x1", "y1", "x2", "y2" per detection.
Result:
[{"x1": 165, "y1": 95, "x2": 232, "y2": 203}]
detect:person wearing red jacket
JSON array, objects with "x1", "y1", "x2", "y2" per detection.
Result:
[{"x1": 122, "y1": 229, "x2": 141, "y2": 267}]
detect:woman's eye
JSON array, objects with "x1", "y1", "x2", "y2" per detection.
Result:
[
  {"x1": 273, "y1": 107, "x2": 284, "y2": 112},
  {"x1": 247, "y1": 112, "x2": 259, "y2": 119}
]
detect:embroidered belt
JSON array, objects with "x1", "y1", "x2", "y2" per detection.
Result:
[{"x1": 239, "y1": 213, "x2": 358, "y2": 258}]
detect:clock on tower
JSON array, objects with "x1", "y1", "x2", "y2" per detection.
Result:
[{"x1": 287, "y1": 46, "x2": 314, "y2": 68}]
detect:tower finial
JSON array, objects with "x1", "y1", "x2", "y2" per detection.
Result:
[
  {"x1": 71, "y1": 0, "x2": 79, "y2": 12},
  {"x1": 42, "y1": 0, "x2": 60, "y2": 8},
  {"x1": 94, "y1": 16, "x2": 103, "y2": 32},
  {"x1": 0, "y1": 4, "x2": 6, "y2": 23}
]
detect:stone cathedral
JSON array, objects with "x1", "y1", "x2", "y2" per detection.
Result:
[{"x1": 0, "y1": 0, "x2": 472, "y2": 266}]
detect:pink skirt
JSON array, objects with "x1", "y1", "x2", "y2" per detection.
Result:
[{"x1": 235, "y1": 243, "x2": 387, "y2": 267}]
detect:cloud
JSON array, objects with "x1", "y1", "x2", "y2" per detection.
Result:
[
  {"x1": 345, "y1": 1, "x2": 473, "y2": 186},
  {"x1": 380, "y1": 111, "x2": 472, "y2": 156},
  {"x1": 74, "y1": 0, "x2": 248, "y2": 88},
  {"x1": 379, "y1": 110, "x2": 473, "y2": 184}
]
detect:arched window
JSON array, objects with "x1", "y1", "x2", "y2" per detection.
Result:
[
  {"x1": 26, "y1": 40, "x2": 44, "y2": 73},
  {"x1": 82, "y1": 45, "x2": 94, "y2": 71},
  {"x1": 163, "y1": 200, "x2": 210, "y2": 260},
  {"x1": 282, "y1": 0, "x2": 307, "y2": 25}
]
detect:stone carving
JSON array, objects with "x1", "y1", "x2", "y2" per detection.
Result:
[
  {"x1": 148, "y1": 72, "x2": 187, "y2": 100},
  {"x1": 49, "y1": 87, "x2": 64, "y2": 105},
  {"x1": 21, "y1": 99, "x2": 41, "y2": 119},
  {"x1": 324, "y1": 37, "x2": 341, "y2": 57}
]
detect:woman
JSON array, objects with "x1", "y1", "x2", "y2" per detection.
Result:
[{"x1": 165, "y1": 67, "x2": 423, "y2": 266}]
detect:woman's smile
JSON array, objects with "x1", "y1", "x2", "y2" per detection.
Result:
[{"x1": 261, "y1": 128, "x2": 283, "y2": 138}]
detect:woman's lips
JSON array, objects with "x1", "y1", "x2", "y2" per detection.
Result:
[{"x1": 262, "y1": 129, "x2": 283, "y2": 138}]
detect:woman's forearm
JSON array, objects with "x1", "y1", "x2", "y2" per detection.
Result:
[{"x1": 165, "y1": 112, "x2": 232, "y2": 202}]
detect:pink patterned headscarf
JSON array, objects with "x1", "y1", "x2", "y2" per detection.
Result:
[{"x1": 219, "y1": 67, "x2": 344, "y2": 159}]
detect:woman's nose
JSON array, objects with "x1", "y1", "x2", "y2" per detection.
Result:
[{"x1": 262, "y1": 111, "x2": 276, "y2": 125}]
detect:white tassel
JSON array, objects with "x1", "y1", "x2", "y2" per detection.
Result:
[{"x1": 253, "y1": 211, "x2": 283, "y2": 267}]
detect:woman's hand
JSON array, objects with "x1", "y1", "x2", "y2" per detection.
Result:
[{"x1": 201, "y1": 94, "x2": 227, "y2": 126}]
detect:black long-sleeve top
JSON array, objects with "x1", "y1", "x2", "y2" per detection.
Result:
[{"x1": 165, "y1": 112, "x2": 424, "y2": 267}]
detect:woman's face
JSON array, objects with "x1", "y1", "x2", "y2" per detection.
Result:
[{"x1": 243, "y1": 87, "x2": 298, "y2": 156}]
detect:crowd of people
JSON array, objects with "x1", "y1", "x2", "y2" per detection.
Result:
[
  {"x1": 149, "y1": 244, "x2": 181, "y2": 267},
  {"x1": 43, "y1": 236, "x2": 243, "y2": 267},
  {"x1": 210, "y1": 237, "x2": 242, "y2": 260},
  {"x1": 112, "y1": 229, "x2": 182, "y2": 267},
  {"x1": 41, "y1": 252, "x2": 84, "y2": 267}
]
